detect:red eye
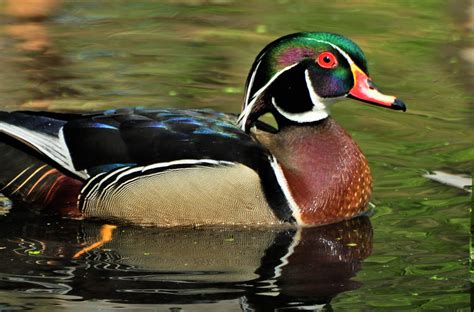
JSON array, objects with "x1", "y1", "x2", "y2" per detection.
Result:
[{"x1": 317, "y1": 52, "x2": 337, "y2": 69}]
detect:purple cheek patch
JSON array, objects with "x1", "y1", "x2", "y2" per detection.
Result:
[{"x1": 317, "y1": 76, "x2": 347, "y2": 97}]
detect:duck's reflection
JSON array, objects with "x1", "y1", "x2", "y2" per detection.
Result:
[{"x1": 0, "y1": 216, "x2": 372, "y2": 310}]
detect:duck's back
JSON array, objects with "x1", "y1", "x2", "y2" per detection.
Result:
[{"x1": 0, "y1": 109, "x2": 293, "y2": 225}]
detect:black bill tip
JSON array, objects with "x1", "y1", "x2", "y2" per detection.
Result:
[{"x1": 392, "y1": 98, "x2": 407, "y2": 112}]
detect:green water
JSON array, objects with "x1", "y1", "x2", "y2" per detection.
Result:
[{"x1": 0, "y1": 0, "x2": 471, "y2": 310}]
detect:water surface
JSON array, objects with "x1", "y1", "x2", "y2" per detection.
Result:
[{"x1": 0, "y1": 0, "x2": 471, "y2": 310}]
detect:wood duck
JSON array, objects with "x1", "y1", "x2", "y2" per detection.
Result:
[{"x1": 0, "y1": 32, "x2": 406, "y2": 226}]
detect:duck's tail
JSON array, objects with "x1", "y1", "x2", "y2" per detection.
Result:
[{"x1": 0, "y1": 113, "x2": 83, "y2": 216}]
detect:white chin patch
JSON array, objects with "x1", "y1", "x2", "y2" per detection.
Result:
[
  {"x1": 271, "y1": 69, "x2": 332, "y2": 123},
  {"x1": 272, "y1": 97, "x2": 329, "y2": 123}
]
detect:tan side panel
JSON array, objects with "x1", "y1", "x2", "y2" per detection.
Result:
[{"x1": 83, "y1": 164, "x2": 281, "y2": 226}]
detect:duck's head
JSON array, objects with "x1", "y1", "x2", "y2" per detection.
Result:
[{"x1": 238, "y1": 32, "x2": 406, "y2": 131}]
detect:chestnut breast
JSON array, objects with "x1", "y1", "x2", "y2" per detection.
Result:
[{"x1": 256, "y1": 118, "x2": 372, "y2": 225}]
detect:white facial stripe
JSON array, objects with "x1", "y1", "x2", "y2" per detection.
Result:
[
  {"x1": 272, "y1": 97, "x2": 329, "y2": 123},
  {"x1": 239, "y1": 38, "x2": 356, "y2": 129},
  {"x1": 236, "y1": 100, "x2": 254, "y2": 131},
  {"x1": 243, "y1": 49, "x2": 269, "y2": 108},
  {"x1": 304, "y1": 69, "x2": 326, "y2": 110},
  {"x1": 238, "y1": 63, "x2": 299, "y2": 130},
  {"x1": 244, "y1": 63, "x2": 300, "y2": 108},
  {"x1": 304, "y1": 38, "x2": 355, "y2": 65},
  {"x1": 244, "y1": 59, "x2": 262, "y2": 109}
]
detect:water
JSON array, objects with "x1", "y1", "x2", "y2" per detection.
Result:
[{"x1": 0, "y1": 0, "x2": 471, "y2": 310}]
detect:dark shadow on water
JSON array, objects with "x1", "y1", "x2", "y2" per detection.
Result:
[{"x1": 0, "y1": 212, "x2": 372, "y2": 310}]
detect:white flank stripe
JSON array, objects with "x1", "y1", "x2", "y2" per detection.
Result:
[
  {"x1": 80, "y1": 172, "x2": 107, "y2": 194},
  {"x1": 141, "y1": 158, "x2": 233, "y2": 171},
  {"x1": 82, "y1": 166, "x2": 130, "y2": 200},
  {"x1": 111, "y1": 169, "x2": 180, "y2": 194},
  {"x1": 268, "y1": 155, "x2": 304, "y2": 225},
  {"x1": 107, "y1": 160, "x2": 235, "y2": 195},
  {"x1": 84, "y1": 159, "x2": 236, "y2": 200}
]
